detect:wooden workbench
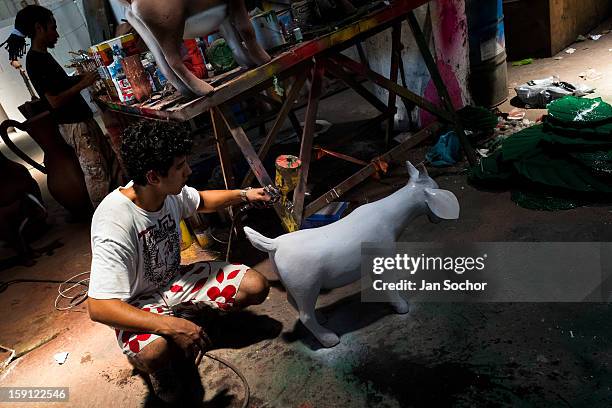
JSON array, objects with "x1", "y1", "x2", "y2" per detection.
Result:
[{"x1": 97, "y1": 0, "x2": 474, "y2": 232}]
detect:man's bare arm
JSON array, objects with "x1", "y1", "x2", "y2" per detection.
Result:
[
  {"x1": 45, "y1": 71, "x2": 98, "y2": 109},
  {"x1": 197, "y1": 188, "x2": 270, "y2": 213},
  {"x1": 88, "y1": 297, "x2": 173, "y2": 334},
  {"x1": 88, "y1": 297, "x2": 209, "y2": 354},
  {"x1": 197, "y1": 190, "x2": 242, "y2": 213}
]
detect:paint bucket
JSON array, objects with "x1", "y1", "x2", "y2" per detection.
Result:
[
  {"x1": 251, "y1": 10, "x2": 287, "y2": 50},
  {"x1": 275, "y1": 154, "x2": 301, "y2": 232},
  {"x1": 275, "y1": 154, "x2": 301, "y2": 193},
  {"x1": 179, "y1": 219, "x2": 193, "y2": 251},
  {"x1": 466, "y1": 0, "x2": 508, "y2": 107}
]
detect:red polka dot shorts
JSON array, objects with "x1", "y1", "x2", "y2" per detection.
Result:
[{"x1": 115, "y1": 261, "x2": 249, "y2": 356}]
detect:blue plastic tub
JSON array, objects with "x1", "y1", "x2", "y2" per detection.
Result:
[{"x1": 301, "y1": 202, "x2": 349, "y2": 229}]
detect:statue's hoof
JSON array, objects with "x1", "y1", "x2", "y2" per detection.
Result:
[{"x1": 319, "y1": 333, "x2": 340, "y2": 348}]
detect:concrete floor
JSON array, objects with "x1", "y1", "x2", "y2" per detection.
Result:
[{"x1": 2, "y1": 23, "x2": 612, "y2": 408}]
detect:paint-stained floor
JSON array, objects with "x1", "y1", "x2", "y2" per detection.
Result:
[{"x1": 2, "y1": 17, "x2": 612, "y2": 408}]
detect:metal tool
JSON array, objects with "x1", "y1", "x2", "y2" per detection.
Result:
[{"x1": 226, "y1": 184, "x2": 281, "y2": 261}]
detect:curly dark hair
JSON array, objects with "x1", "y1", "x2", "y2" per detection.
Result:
[
  {"x1": 1, "y1": 5, "x2": 53, "y2": 61},
  {"x1": 120, "y1": 120, "x2": 193, "y2": 186}
]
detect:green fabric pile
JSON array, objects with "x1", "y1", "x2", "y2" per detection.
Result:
[{"x1": 469, "y1": 96, "x2": 612, "y2": 210}]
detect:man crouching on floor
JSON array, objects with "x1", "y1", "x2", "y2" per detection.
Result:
[{"x1": 87, "y1": 120, "x2": 270, "y2": 404}]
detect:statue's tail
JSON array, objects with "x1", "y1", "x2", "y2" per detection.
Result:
[{"x1": 243, "y1": 227, "x2": 277, "y2": 253}]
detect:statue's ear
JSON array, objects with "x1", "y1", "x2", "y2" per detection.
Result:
[
  {"x1": 406, "y1": 161, "x2": 419, "y2": 181},
  {"x1": 420, "y1": 163, "x2": 429, "y2": 177},
  {"x1": 424, "y1": 188, "x2": 460, "y2": 219}
]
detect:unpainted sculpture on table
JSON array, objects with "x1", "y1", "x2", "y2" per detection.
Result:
[
  {"x1": 245, "y1": 162, "x2": 460, "y2": 347},
  {"x1": 0, "y1": 112, "x2": 94, "y2": 219},
  {"x1": 119, "y1": 0, "x2": 272, "y2": 96}
]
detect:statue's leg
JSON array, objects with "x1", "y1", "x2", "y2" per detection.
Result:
[
  {"x1": 154, "y1": 35, "x2": 215, "y2": 96},
  {"x1": 291, "y1": 285, "x2": 340, "y2": 348},
  {"x1": 125, "y1": 9, "x2": 187, "y2": 95},
  {"x1": 221, "y1": 0, "x2": 271, "y2": 67},
  {"x1": 219, "y1": 19, "x2": 255, "y2": 67},
  {"x1": 280, "y1": 269, "x2": 340, "y2": 347},
  {"x1": 126, "y1": 8, "x2": 214, "y2": 96}
]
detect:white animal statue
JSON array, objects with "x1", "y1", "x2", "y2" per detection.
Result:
[
  {"x1": 120, "y1": 0, "x2": 271, "y2": 96},
  {"x1": 244, "y1": 162, "x2": 460, "y2": 347}
]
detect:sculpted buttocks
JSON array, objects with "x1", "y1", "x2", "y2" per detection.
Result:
[{"x1": 120, "y1": 0, "x2": 271, "y2": 96}]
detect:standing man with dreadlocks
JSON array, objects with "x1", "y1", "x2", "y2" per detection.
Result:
[{"x1": 3, "y1": 5, "x2": 112, "y2": 208}]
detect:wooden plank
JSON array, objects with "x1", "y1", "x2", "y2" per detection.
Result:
[
  {"x1": 242, "y1": 72, "x2": 307, "y2": 187},
  {"x1": 325, "y1": 59, "x2": 388, "y2": 113},
  {"x1": 397, "y1": 50, "x2": 415, "y2": 114},
  {"x1": 356, "y1": 42, "x2": 369, "y2": 69},
  {"x1": 549, "y1": 0, "x2": 612, "y2": 56},
  {"x1": 329, "y1": 53, "x2": 455, "y2": 123},
  {"x1": 288, "y1": 112, "x2": 303, "y2": 136},
  {"x1": 215, "y1": 106, "x2": 296, "y2": 229},
  {"x1": 292, "y1": 61, "x2": 325, "y2": 226},
  {"x1": 210, "y1": 108, "x2": 237, "y2": 189},
  {"x1": 216, "y1": 106, "x2": 274, "y2": 186},
  {"x1": 304, "y1": 122, "x2": 441, "y2": 218},
  {"x1": 406, "y1": 10, "x2": 476, "y2": 165},
  {"x1": 385, "y1": 22, "x2": 401, "y2": 146}
]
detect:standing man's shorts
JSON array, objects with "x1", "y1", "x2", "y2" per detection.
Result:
[{"x1": 115, "y1": 261, "x2": 249, "y2": 356}]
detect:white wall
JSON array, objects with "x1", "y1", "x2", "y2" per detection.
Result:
[
  {"x1": 361, "y1": 0, "x2": 470, "y2": 130},
  {"x1": 0, "y1": 0, "x2": 92, "y2": 121},
  {"x1": 41, "y1": 0, "x2": 92, "y2": 68},
  {"x1": 108, "y1": 0, "x2": 127, "y2": 23},
  {"x1": 0, "y1": 19, "x2": 33, "y2": 121},
  {"x1": 0, "y1": 1, "x2": 19, "y2": 21}
]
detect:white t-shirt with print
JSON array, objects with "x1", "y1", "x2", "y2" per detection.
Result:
[{"x1": 88, "y1": 184, "x2": 200, "y2": 301}]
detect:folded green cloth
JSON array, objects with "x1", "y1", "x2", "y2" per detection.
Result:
[{"x1": 469, "y1": 96, "x2": 612, "y2": 207}]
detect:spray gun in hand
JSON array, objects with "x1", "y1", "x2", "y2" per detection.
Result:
[
  {"x1": 237, "y1": 184, "x2": 281, "y2": 212},
  {"x1": 226, "y1": 184, "x2": 281, "y2": 261},
  {"x1": 226, "y1": 155, "x2": 302, "y2": 259}
]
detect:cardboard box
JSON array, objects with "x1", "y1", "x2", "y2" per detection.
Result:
[{"x1": 88, "y1": 33, "x2": 138, "y2": 66}]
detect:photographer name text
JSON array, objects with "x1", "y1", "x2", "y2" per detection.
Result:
[{"x1": 372, "y1": 279, "x2": 487, "y2": 291}]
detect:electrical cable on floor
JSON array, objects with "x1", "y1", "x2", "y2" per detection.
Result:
[
  {"x1": 202, "y1": 352, "x2": 250, "y2": 408},
  {"x1": 54, "y1": 271, "x2": 90, "y2": 311},
  {"x1": 168, "y1": 299, "x2": 251, "y2": 407},
  {"x1": 0, "y1": 271, "x2": 90, "y2": 311}
]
